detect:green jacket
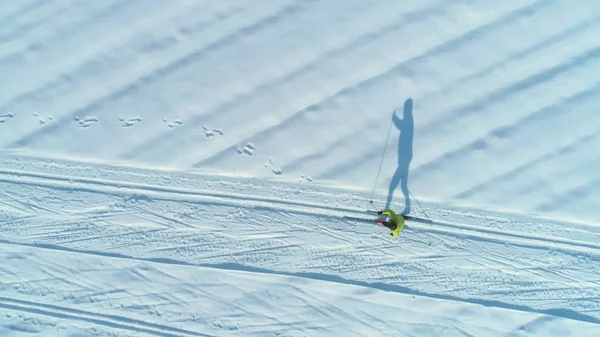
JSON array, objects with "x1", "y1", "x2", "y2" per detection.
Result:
[{"x1": 381, "y1": 210, "x2": 405, "y2": 237}]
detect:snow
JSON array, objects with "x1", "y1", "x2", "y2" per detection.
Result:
[{"x1": 1, "y1": 0, "x2": 600, "y2": 336}]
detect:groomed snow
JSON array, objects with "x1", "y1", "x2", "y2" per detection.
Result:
[{"x1": 2, "y1": 0, "x2": 600, "y2": 336}]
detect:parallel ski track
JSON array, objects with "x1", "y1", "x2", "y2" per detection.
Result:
[
  {"x1": 2, "y1": 236, "x2": 600, "y2": 326},
  {"x1": 2, "y1": 165, "x2": 600, "y2": 325},
  {"x1": 0, "y1": 296, "x2": 213, "y2": 337},
  {"x1": 1, "y1": 167, "x2": 600, "y2": 260}
]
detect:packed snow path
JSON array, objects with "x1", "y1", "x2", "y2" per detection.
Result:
[{"x1": 1, "y1": 153, "x2": 599, "y2": 336}]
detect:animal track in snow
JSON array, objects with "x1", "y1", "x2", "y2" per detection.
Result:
[
  {"x1": 237, "y1": 143, "x2": 257, "y2": 156},
  {"x1": 33, "y1": 112, "x2": 54, "y2": 125},
  {"x1": 0, "y1": 113, "x2": 15, "y2": 124},
  {"x1": 163, "y1": 118, "x2": 183, "y2": 128},
  {"x1": 118, "y1": 116, "x2": 143, "y2": 127},
  {"x1": 269, "y1": 158, "x2": 282, "y2": 175},
  {"x1": 236, "y1": 143, "x2": 282, "y2": 175},
  {"x1": 203, "y1": 125, "x2": 223, "y2": 138},
  {"x1": 74, "y1": 116, "x2": 99, "y2": 128}
]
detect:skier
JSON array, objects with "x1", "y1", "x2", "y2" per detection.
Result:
[{"x1": 376, "y1": 209, "x2": 405, "y2": 238}]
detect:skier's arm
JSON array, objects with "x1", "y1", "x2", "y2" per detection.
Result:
[{"x1": 381, "y1": 210, "x2": 396, "y2": 217}]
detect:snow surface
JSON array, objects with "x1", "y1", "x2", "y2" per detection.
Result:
[{"x1": 2, "y1": 0, "x2": 600, "y2": 336}]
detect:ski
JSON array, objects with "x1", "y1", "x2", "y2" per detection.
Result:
[
  {"x1": 343, "y1": 216, "x2": 376, "y2": 223},
  {"x1": 406, "y1": 216, "x2": 433, "y2": 223},
  {"x1": 344, "y1": 211, "x2": 433, "y2": 224},
  {"x1": 365, "y1": 210, "x2": 433, "y2": 223}
]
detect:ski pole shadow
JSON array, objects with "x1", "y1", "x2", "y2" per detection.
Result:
[{"x1": 385, "y1": 98, "x2": 414, "y2": 214}]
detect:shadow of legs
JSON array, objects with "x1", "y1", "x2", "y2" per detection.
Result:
[
  {"x1": 400, "y1": 173, "x2": 411, "y2": 215},
  {"x1": 385, "y1": 166, "x2": 410, "y2": 211}
]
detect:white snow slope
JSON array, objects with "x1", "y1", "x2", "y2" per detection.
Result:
[{"x1": 2, "y1": 0, "x2": 600, "y2": 336}]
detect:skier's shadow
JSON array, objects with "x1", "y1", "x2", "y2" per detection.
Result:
[{"x1": 385, "y1": 98, "x2": 414, "y2": 214}]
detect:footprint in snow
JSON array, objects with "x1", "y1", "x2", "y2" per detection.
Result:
[
  {"x1": 33, "y1": 112, "x2": 53, "y2": 125},
  {"x1": 118, "y1": 116, "x2": 143, "y2": 127},
  {"x1": 236, "y1": 144, "x2": 282, "y2": 175},
  {"x1": 203, "y1": 125, "x2": 224, "y2": 138},
  {"x1": 163, "y1": 117, "x2": 183, "y2": 128},
  {"x1": 0, "y1": 112, "x2": 15, "y2": 124},
  {"x1": 74, "y1": 116, "x2": 99, "y2": 128},
  {"x1": 269, "y1": 157, "x2": 282, "y2": 175},
  {"x1": 236, "y1": 143, "x2": 256, "y2": 156},
  {"x1": 300, "y1": 174, "x2": 313, "y2": 182}
]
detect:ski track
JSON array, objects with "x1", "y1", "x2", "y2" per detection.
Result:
[
  {"x1": 0, "y1": 297, "x2": 212, "y2": 337},
  {"x1": 1, "y1": 153, "x2": 600, "y2": 326},
  {"x1": 3, "y1": 0, "x2": 600, "y2": 334},
  {"x1": 0, "y1": 164, "x2": 599, "y2": 257}
]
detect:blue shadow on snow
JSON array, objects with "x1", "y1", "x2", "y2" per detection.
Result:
[
  {"x1": 207, "y1": 262, "x2": 600, "y2": 326},
  {"x1": 9, "y1": 239, "x2": 599, "y2": 326},
  {"x1": 385, "y1": 98, "x2": 414, "y2": 214}
]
